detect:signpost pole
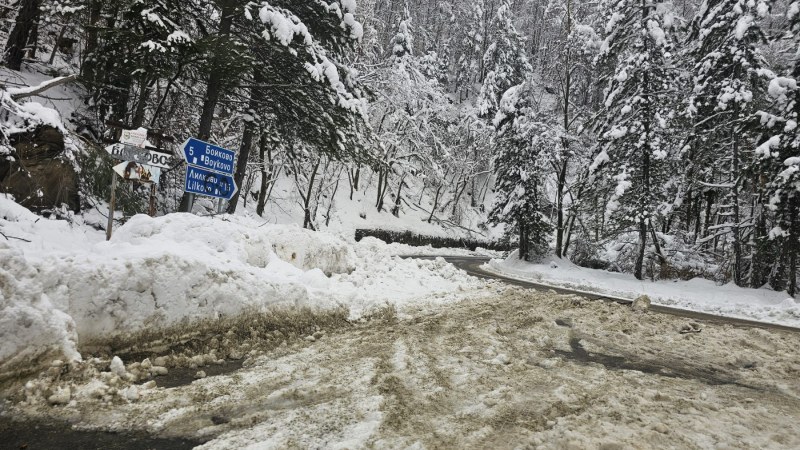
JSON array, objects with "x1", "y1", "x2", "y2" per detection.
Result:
[
  {"x1": 186, "y1": 193, "x2": 195, "y2": 213},
  {"x1": 149, "y1": 184, "x2": 157, "y2": 217},
  {"x1": 106, "y1": 175, "x2": 117, "y2": 241}
]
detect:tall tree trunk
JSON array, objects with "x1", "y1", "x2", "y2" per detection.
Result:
[
  {"x1": 131, "y1": 76, "x2": 151, "y2": 128},
  {"x1": 556, "y1": 0, "x2": 572, "y2": 259},
  {"x1": 82, "y1": 0, "x2": 101, "y2": 81},
  {"x1": 4, "y1": 0, "x2": 40, "y2": 70},
  {"x1": 149, "y1": 63, "x2": 183, "y2": 127},
  {"x1": 302, "y1": 159, "x2": 321, "y2": 230},
  {"x1": 392, "y1": 174, "x2": 405, "y2": 217},
  {"x1": 256, "y1": 132, "x2": 272, "y2": 217},
  {"x1": 634, "y1": 218, "x2": 648, "y2": 280},
  {"x1": 519, "y1": 219, "x2": 528, "y2": 261},
  {"x1": 788, "y1": 199, "x2": 799, "y2": 297},
  {"x1": 25, "y1": 16, "x2": 38, "y2": 59},
  {"x1": 228, "y1": 69, "x2": 266, "y2": 214},
  {"x1": 731, "y1": 126, "x2": 743, "y2": 286},
  {"x1": 179, "y1": 0, "x2": 235, "y2": 212}
]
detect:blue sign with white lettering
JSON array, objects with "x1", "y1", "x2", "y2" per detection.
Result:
[
  {"x1": 181, "y1": 137, "x2": 236, "y2": 175},
  {"x1": 184, "y1": 166, "x2": 238, "y2": 200}
]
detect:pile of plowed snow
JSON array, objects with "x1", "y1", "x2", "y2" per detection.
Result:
[
  {"x1": 0, "y1": 198, "x2": 350, "y2": 376},
  {"x1": 0, "y1": 198, "x2": 482, "y2": 379}
]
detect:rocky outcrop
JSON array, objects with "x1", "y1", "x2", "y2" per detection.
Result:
[{"x1": 0, "y1": 126, "x2": 79, "y2": 212}]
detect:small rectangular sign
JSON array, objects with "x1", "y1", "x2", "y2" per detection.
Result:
[
  {"x1": 181, "y1": 137, "x2": 236, "y2": 175},
  {"x1": 105, "y1": 143, "x2": 174, "y2": 169},
  {"x1": 184, "y1": 165, "x2": 237, "y2": 200},
  {"x1": 113, "y1": 161, "x2": 161, "y2": 184},
  {"x1": 119, "y1": 129, "x2": 148, "y2": 148}
]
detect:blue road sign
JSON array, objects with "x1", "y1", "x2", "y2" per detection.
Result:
[
  {"x1": 184, "y1": 166, "x2": 238, "y2": 200},
  {"x1": 181, "y1": 137, "x2": 236, "y2": 175}
]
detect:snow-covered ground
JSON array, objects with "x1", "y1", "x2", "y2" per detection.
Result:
[
  {"x1": 486, "y1": 253, "x2": 800, "y2": 328},
  {"x1": 5, "y1": 287, "x2": 800, "y2": 449},
  {"x1": 0, "y1": 196, "x2": 484, "y2": 379}
]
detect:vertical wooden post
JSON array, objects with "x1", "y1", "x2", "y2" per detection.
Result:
[
  {"x1": 186, "y1": 193, "x2": 195, "y2": 213},
  {"x1": 149, "y1": 183, "x2": 157, "y2": 217},
  {"x1": 106, "y1": 174, "x2": 118, "y2": 241}
]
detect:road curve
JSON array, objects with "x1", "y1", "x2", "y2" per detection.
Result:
[{"x1": 408, "y1": 255, "x2": 800, "y2": 334}]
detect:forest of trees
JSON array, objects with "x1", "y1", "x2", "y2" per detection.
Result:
[{"x1": 2, "y1": 0, "x2": 800, "y2": 295}]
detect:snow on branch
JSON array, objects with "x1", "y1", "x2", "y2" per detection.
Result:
[
  {"x1": 250, "y1": 2, "x2": 366, "y2": 117},
  {"x1": 7, "y1": 74, "x2": 77, "y2": 101}
]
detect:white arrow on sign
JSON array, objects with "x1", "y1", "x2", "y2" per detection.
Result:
[
  {"x1": 113, "y1": 161, "x2": 161, "y2": 184},
  {"x1": 105, "y1": 143, "x2": 174, "y2": 169}
]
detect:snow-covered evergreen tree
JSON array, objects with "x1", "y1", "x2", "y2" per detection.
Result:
[
  {"x1": 591, "y1": 0, "x2": 680, "y2": 280},
  {"x1": 391, "y1": 6, "x2": 413, "y2": 61},
  {"x1": 489, "y1": 82, "x2": 553, "y2": 261},
  {"x1": 754, "y1": 1, "x2": 800, "y2": 295},
  {"x1": 476, "y1": 0, "x2": 532, "y2": 118},
  {"x1": 688, "y1": 0, "x2": 772, "y2": 286},
  {"x1": 454, "y1": 1, "x2": 485, "y2": 101}
]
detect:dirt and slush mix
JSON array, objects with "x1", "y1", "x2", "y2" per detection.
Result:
[{"x1": 2, "y1": 286, "x2": 799, "y2": 449}]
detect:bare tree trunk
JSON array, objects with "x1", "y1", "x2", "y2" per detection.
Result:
[
  {"x1": 302, "y1": 159, "x2": 321, "y2": 230},
  {"x1": 47, "y1": 25, "x2": 68, "y2": 65},
  {"x1": 82, "y1": 0, "x2": 101, "y2": 81},
  {"x1": 228, "y1": 68, "x2": 266, "y2": 214},
  {"x1": 256, "y1": 133, "x2": 272, "y2": 217},
  {"x1": 149, "y1": 63, "x2": 183, "y2": 127},
  {"x1": 556, "y1": 0, "x2": 572, "y2": 259},
  {"x1": 392, "y1": 174, "x2": 406, "y2": 217},
  {"x1": 634, "y1": 218, "x2": 648, "y2": 280},
  {"x1": 4, "y1": 0, "x2": 40, "y2": 70},
  {"x1": 731, "y1": 127, "x2": 743, "y2": 286},
  {"x1": 131, "y1": 76, "x2": 152, "y2": 128},
  {"x1": 428, "y1": 184, "x2": 443, "y2": 223},
  {"x1": 179, "y1": 0, "x2": 235, "y2": 212},
  {"x1": 325, "y1": 174, "x2": 341, "y2": 227},
  {"x1": 25, "y1": 15, "x2": 38, "y2": 59}
]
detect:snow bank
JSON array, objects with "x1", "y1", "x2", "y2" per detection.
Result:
[
  {"x1": 0, "y1": 198, "x2": 486, "y2": 378},
  {"x1": 0, "y1": 243, "x2": 80, "y2": 375},
  {"x1": 327, "y1": 238, "x2": 485, "y2": 319},
  {"x1": 355, "y1": 236, "x2": 502, "y2": 258},
  {"x1": 261, "y1": 225, "x2": 355, "y2": 275},
  {"x1": 486, "y1": 254, "x2": 800, "y2": 328},
  {"x1": 0, "y1": 199, "x2": 357, "y2": 376}
]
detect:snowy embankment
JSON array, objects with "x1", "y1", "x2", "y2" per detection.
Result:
[
  {"x1": 485, "y1": 252, "x2": 800, "y2": 328},
  {"x1": 0, "y1": 197, "x2": 481, "y2": 379}
]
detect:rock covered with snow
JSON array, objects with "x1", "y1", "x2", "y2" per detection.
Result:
[{"x1": 632, "y1": 295, "x2": 651, "y2": 311}]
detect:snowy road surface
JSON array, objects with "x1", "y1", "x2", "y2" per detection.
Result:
[
  {"x1": 4, "y1": 284, "x2": 800, "y2": 449},
  {"x1": 443, "y1": 256, "x2": 800, "y2": 333}
]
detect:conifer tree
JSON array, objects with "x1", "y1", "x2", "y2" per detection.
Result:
[
  {"x1": 476, "y1": 0, "x2": 532, "y2": 118},
  {"x1": 755, "y1": 1, "x2": 800, "y2": 295},
  {"x1": 489, "y1": 83, "x2": 553, "y2": 261},
  {"x1": 591, "y1": 0, "x2": 680, "y2": 280},
  {"x1": 688, "y1": 0, "x2": 772, "y2": 286}
]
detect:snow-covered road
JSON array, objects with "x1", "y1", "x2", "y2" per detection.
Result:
[
  {"x1": 4, "y1": 286, "x2": 800, "y2": 449},
  {"x1": 442, "y1": 256, "x2": 800, "y2": 333}
]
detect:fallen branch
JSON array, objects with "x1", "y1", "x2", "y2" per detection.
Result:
[
  {"x1": 0, "y1": 230, "x2": 31, "y2": 242},
  {"x1": 8, "y1": 74, "x2": 77, "y2": 100}
]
